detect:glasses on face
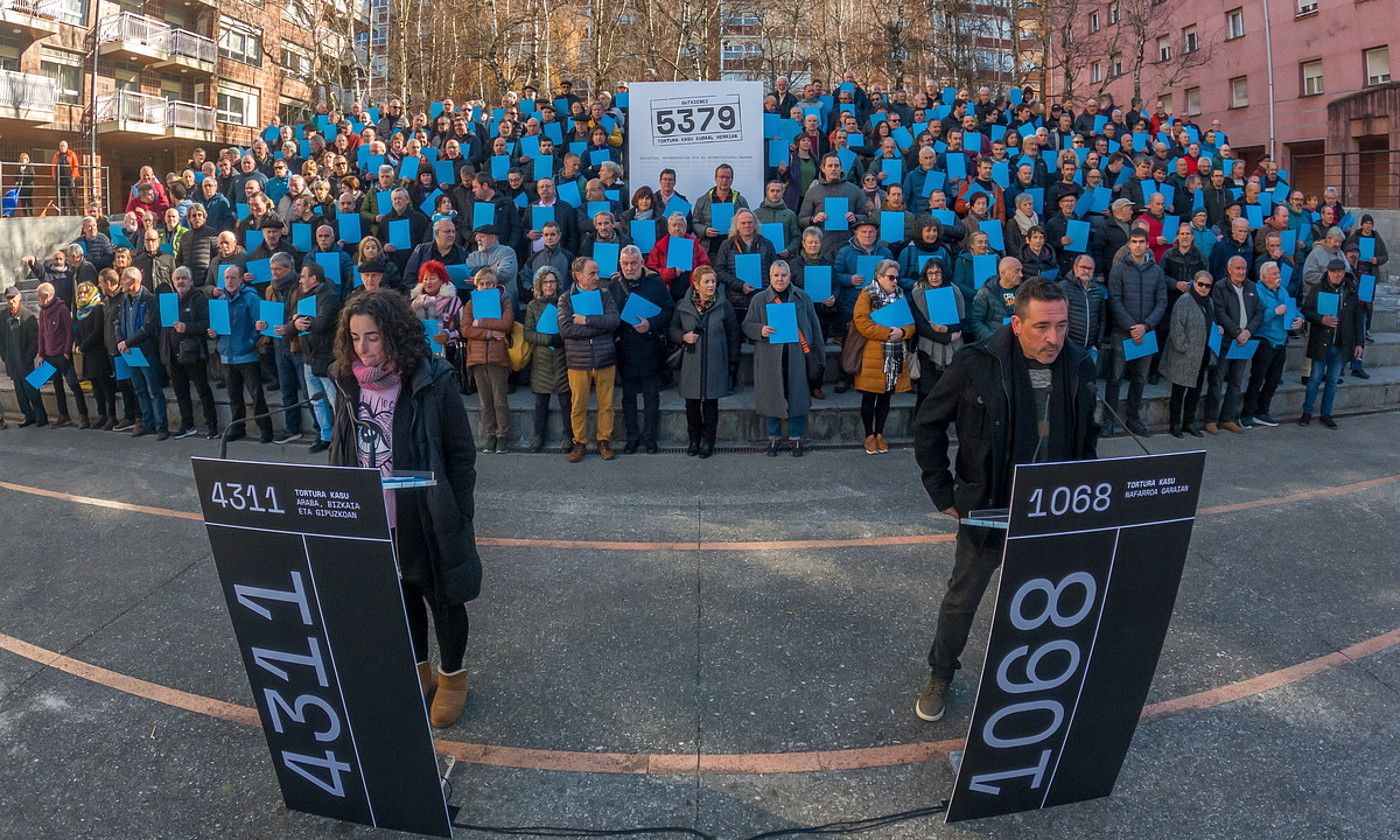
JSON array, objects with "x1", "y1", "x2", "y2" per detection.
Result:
[
  {"x1": 1195, "y1": 282, "x2": 1213, "y2": 289},
  {"x1": 881, "y1": 272, "x2": 899, "y2": 280}
]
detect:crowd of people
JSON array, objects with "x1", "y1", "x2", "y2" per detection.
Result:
[{"x1": 1, "y1": 76, "x2": 1391, "y2": 456}]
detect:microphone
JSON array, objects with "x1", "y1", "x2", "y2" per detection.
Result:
[
  {"x1": 1096, "y1": 394, "x2": 1153, "y2": 456},
  {"x1": 219, "y1": 393, "x2": 324, "y2": 459}
]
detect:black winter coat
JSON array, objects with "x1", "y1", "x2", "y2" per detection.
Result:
[
  {"x1": 607, "y1": 270, "x2": 674, "y2": 379},
  {"x1": 160, "y1": 287, "x2": 211, "y2": 365},
  {"x1": 1302, "y1": 279, "x2": 1365, "y2": 361},
  {"x1": 74, "y1": 306, "x2": 112, "y2": 379},
  {"x1": 912, "y1": 328, "x2": 1099, "y2": 521},
  {"x1": 1107, "y1": 251, "x2": 1168, "y2": 332},
  {"x1": 330, "y1": 356, "x2": 482, "y2": 607}
]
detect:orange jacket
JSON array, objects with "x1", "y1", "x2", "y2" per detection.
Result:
[{"x1": 52, "y1": 149, "x2": 79, "y2": 179}]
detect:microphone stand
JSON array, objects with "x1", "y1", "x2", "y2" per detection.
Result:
[{"x1": 219, "y1": 393, "x2": 323, "y2": 459}]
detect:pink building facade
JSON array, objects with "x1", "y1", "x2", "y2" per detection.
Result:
[{"x1": 1058, "y1": 0, "x2": 1398, "y2": 207}]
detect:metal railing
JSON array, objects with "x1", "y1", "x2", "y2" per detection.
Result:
[
  {"x1": 1292, "y1": 149, "x2": 1400, "y2": 211},
  {"x1": 96, "y1": 10, "x2": 171, "y2": 51},
  {"x1": 0, "y1": 69, "x2": 56, "y2": 119},
  {"x1": 0, "y1": 0, "x2": 80, "y2": 22},
  {"x1": 165, "y1": 99, "x2": 215, "y2": 132},
  {"x1": 0, "y1": 160, "x2": 110, "y2": 217},
  {"x1": 94, "y1": 89, "x2": 167, "y2": 126},
  {"x1": 167, "y1": 27, "x2": 216, "y2": 64}
]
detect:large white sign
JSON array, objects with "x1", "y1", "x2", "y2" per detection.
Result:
[{"x1": 625, "y1": 82, "x2": 764, "y2": 211}]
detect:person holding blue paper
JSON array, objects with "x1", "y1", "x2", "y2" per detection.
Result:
[
  {"x1": 797, "y1": 154, "x2": 866, "y2": 254},
  {"x1": 647, "y1": 213, "x2": 709, "y2": 301},
  {"x1": 254, "y1": 253, "x2": 308, "y2": 444},
  {"x1": 670, "y1": 266, "x2": 740, "y2": 459},
  {"x1": 580, "y1": 210, "x2": 632, "y2": 266},
  {"x1": 744, "y1": 260, "x2": 824, "y2": 456},
  {"x1": 909, "y1": 260, "x2": 964, "y2": 417},
  {"x1": 755, "y1": 181, "x2": 800, "y2": 258},
  {"x1": 1344, "y1": 214, "x2": 1388, "y2": 283},
  {"x1": 133, "y1": 229, "x2": 176, "y2": 294},
  {"x1": 852, "y1": 260, "x2": 913, "y2": 454},
  {"x1": 114, "y1": 267, "x2": 167, "y2": 438},
  {"x1": 714, "y1": 208, "x2": 776, "y2": 320},
  {"x1": 691, "y1": 163, "x2": 749, "y2": 257},
  {"x1": 466, "y1": 225, "x2": 521, "y2": 312},
  {"x1": 33, "y1": 281, "x2": 90, "y2": 428},
  {"x1": 72, "y1": 281, "x2": 117, "y2": 430},
  {"x1": 952, "y1": 157, "x2": 1005, "y2": 223},
  {"x1": 1298, "y1": 258, "x2": 1365, "y2": 429},
  {"x1": 160, "y1": 267, "x2": 217, "y2": 440},
  {"x1": 1105, "y1": 228, "x2": 1167, "y2": 437},
  {"x1": 897, "y1": 217, "x2": 952, "y2": 289},
  {"x1": 607, "y1": 246, "x2": 673, "y2": 454},
  {"x1": 1201, "y1": 255, "x2": 1262, "y2": 434},
  {"x1": 1240, "y1": 261, "x2": 1303, "y2": 429},
  {"x1": 461, "y1": 268, "x2": 515, "y2": 454},
  {"x1": 0, "y1": 286, "x2": 46, "y2": 427},
  {"x1": 377, "y1": 189, "x2": 431, "y2": 281},
  {"x1": 305, "y1": 224, "x2": 354, "y2": 292},
  {"x1": 832, "y1": 220, "x2": 893, "y2": 386},
  {"x1": 1162, "y1": 270, "x2": 1217, "y2": 438},
  {"x1": 404, "y1": 218, "x2": 469, "y2": 295},
  {"x1": 969, "y1": 256, "x2": 1024, "y2": 343},
  {"x1": 618, "y1": 186, "x2": 666, "y2": 253},
  {"x1": 559, "y1": 256, "x2": 622, "y2": 462},
  {"x1": 289, "y1": 262, "x2": 343, "y2": 455},
  {"x1": 521, "y1": 268, "x2": 570, "y2": 452}
]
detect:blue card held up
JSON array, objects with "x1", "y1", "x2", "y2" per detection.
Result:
[
  {"x1": 593, "y1": 242, "x2": 620, "y2": 277},
  {"x1": 803, "y1": 266, "x2": 832, "y2": 301},
  {"x1": 1122, "y1": 331, "x2": 1158, "y2": 361},
  {"x1": 666, "y1": 237, "x2": 694, "y2": 271},
  {"x1": 208, "y1": 298, "x2": 231, "y2": 335},
  {"x1": 871, "y1": 296, "x2": 915, "y2": 328},
  {"x1": 571, "y1": 289, "x2": 604, "y2": 316},
  {"x1": 735, "y1": 253, "x2": 763, "y2": 288},
  {"x1": 1316, "y1": 291, "x2": 1339, "y2": 317},
  {"x1": 536, "y1": 303, "x2": 560, "y2": 335},
  {"x1": 925, "y1": 286, "x2": 960, "y2": 326},
  {"x1": 471, "y1": 289, "x2": 503, "y2": 320},
  {"x1": 621, "y1": 293, "x2": 662, "y2": 327},
  {"x1": 824, "y1": 197, "x2": 849, "y2": 231},
  {"x1": 124, "y1": 346, "x2": 150, "y2": 367},
  {"x1": 24, "y1": 361, "x2": 57, "y2": 390},
  {"x1": 766, "y1": 302, "x2": 799, "y2": 344},
  {"x1": 159, "y1": 292, "x2": 179, "y2": 327},
  {"x1": 259, "y1": 300, "x2": 282, "y2": 338},
  {"x1": 1225, "y1": 339, "x2": 1259, "y2": 360}
]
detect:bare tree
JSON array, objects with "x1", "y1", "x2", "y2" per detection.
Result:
[{"x1": 1116, "y1": 0, "x2": 1213, "y2": 103}]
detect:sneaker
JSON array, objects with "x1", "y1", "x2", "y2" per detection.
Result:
[
  {"x1": 1320, "y1": 415, "x2": 1339, "y2": 429},
  {"x1": 309, "y1": 439, "x2": 331, "y2": 454},
  {"x1": 224, "y1": 427, "x2": 247, "y2": 443},
  {"x1": 915, "y1": 673, "x2": 951, "y2": 722},
  {"x1": 623, "y1": 439, "x2": 641, "y2": 455},
  {"x1": 77, "y1": 417, "x2": 92, "y2": 430},
  {"x1": 274, "y1": 431, "x2": 301, "y2": 445},
  {"x1": 174, "y1": 426, "x2": 200, "y2": 439},
  {"x1": 864, "y1": 434, "x2": 878, "y2": 455},
  {"x1": 493, "y1": 438, "x2": 510, "y2": 454},
  {"x1": 528, "y1": 437, "x2": 544, "y2": 453},
  {"x1": 206, "y1": 426, "x2": 221, "y2": 440},
  {"x1": 1351, "y1": 369, "x2": 1371, "y2": 380},
  {"x1": 114, "y1": 418, "x2": 136, "y2": 431},
  {"x1": 480, "y1": 435, "x2": 496, "y2": 454},
  {"x1": 766, "y1": 440, "x2": 780, "y2": 457},
  {"x1": 875, "y1": 434, "x2": 890, "y2": 454},
  {"x1": 567, "y1": 443, "x2": 586, "y2": 463},
  {"x1": 1297, "y1": 413, "x2": 1312, "y2": 427},
  {"x1": 1239, "y1": 416, "x2": 1255, "y2": 428},
  {"x1": 1126, "y1": 418, "x2": 1150, "y2": 437},
  {"x1": 598, "y1": 441, "x2": 615, "y2": 461},
  {"x1": 155, "y1": 429, "x2": 170, "y2": 441},
  {"x1": 791, "y1": 440, "x2": 805, "y2": 457},
  {"x1": 259, "y1": 430, "x2": 274, "y2": 444},
  {"x1": 1254, "y1": 414, "x2": 1279, "y2": 427}
]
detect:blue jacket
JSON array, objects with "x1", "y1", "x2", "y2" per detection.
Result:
[
  {"x1": 203, "y1": 192, "x2": 235, "y2": 233},
  {"x1": 1254, "y1": 279, "x2": 1293, "y2": 347},
  {"x1": 217, "y1": 284, "x2": 262, "y2": 365}
]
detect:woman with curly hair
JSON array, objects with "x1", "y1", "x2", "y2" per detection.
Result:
[{"x1": 329, "y1": 289, "x2": 482, "y2": 729}]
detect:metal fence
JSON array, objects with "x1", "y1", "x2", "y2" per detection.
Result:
[
  {"x1": 0, "y1": 161, "x2": 110, "y2": 217},
  {"x1": 94, "y1": 89, "x2": 167, "y2": 126},
  {"x1": 1291, "y1": 149, "x2": 1400, "y2": 211},
  {"x1": 0, "y1": 68, "x2": 57, "y2": 122},
  {"x1": 165, "y1": 99, "x2": 215, "y2": 132}
]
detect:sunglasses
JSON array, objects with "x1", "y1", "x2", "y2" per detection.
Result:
[{"x1": 1195, "y1": 282, "x2": 1213, "y2": 289}]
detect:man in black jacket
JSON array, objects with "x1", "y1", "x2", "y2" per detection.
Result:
[
  {"x1": 608, "y1": 245, "x2": 674, "y2": 454},
  {"x1": 0, "y1": 286, "x2": 44, "y2": 426},
  {"x1": 911, "y1": 278, "x2": 1099, "y2": 723},
  {"x1": 1205, "y1": 255, "x2": 1262, "y2": 434},
  {"x1": 115, "y1": 267, "x2": 167, "y2": 439},
  {"x1": 1105, "y1": 228, "x2": 1167, "y2": 436}
]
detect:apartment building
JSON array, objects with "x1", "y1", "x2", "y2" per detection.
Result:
[
  {"x1": 0, "y1": 0, "x2": 363, "y2": 213},
  {"x1": 1061, "y1": 0, "x2": 1397, "y2": 205}
]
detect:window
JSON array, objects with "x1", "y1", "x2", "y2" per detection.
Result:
[
  {"x1": 1108, "y1": 2, "x2": 1119, "y2": 23},
  {"x1": 217, "y1": 16, "x2": 262, "y2": 66},
  {"x1": 280, "y1": 45, "x2": 313, "y2": 79},
  {"x1": 1226, "y1": 8, "x2": 1244, "y2": 39},
  {"x1": 1160, "y1": 93, "x2": 1173, "y2": 113},
  {"x1": 39, "y1": 48, "x2": 83, "y2": 105},
  {"x1": 1111, "y1": 53, "x2": 1123, "y2": 77},
  {"x1": 1186, "y1": 87, "x2": 1201, "y2": 115},
  {"x1": 1182, "y1": 24, "x2": 1199, "y2": 54},
  {"x1": 217, "y1": 80, "x2": 260, "y2": 125},
  {"x1": 1092, "y1": 61, "x2": 1102, "y2": 83},
  {"x1": 1296, "y1": 0, "x2": 1317, "y2": 14},
  {"x1": 1365, "y1": 46, "x2": 1391, "y2": 85},
  {"x1": 1089, "y1": 11, "x2": 1100, "y2": 32},
  {"x1": 112, "y1": 61, "x2": 140, "y2": 93},
  {"x1": 1301, "y1": 60, "x2": 1324, "y2": 96},
  {"x1": 1157, "y1": 36, "x2": 1172, "y2": 62},
  {"x1": 1230, "y1": 76, "x2": 1248, "y2": 108}
]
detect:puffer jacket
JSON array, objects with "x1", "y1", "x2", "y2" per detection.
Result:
[
  {"x1": 523, "y1": 295, "x2": 569, "y2": 394},
  {"x1": 557, "y1": 282, "x2": 620, "y2": 370},
  {"x1": 460, "y1": 286, "x2": 514, "y2": 368},
  {"x1": 1106, "y1": 250, "x2": 1167, "y2": 333}
]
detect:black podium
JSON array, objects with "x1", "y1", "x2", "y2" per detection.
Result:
[
  {"x1": 192, "y1": 457, "x2": 452, "y2": 837},
  {"x1": 947, "y1": 451, "x2": 1207, "y2": 823}
]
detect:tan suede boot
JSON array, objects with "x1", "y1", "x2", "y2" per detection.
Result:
[
  {"x1": 417, "y1": 661, "x2": 437, "y2": 703},
  {"x1": 429, "y1": 668, "x2": 469, "y2": 728}
]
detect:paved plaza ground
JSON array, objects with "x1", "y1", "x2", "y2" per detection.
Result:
[{"x1": 0, "y1": 412, "x2": 1397, "y2": 839}]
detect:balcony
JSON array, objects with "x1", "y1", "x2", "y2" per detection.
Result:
[
  {"x1": 97, "y1": 11, "x2": 171, "y2": 64},
  {"x1": 154, "y1": 27, "x2": 216, "y2": 75},
  {"x1": 164, "y1": 99, "x2": 214, "y2": 140},
  {"x1": 0, "y1": 0, "x2": 62, "y2": 40},
  {"x1": 94, "y1": 90, "x2": 166, "y2": 137},
  {"x1": 0, "y1": 69, "x2": 57, "y2": 124}
]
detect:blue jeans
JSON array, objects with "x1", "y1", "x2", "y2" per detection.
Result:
[
  {"x1": 128, "y1": 362, "x2": 167, "y2": 430},
  {"x1": 1303, "y1": 347, "x2": 1343, "y2": 416},
  {"x1": 302, "y1": 365, "x2": 336, "y2": 442},
  {"x1": 766, "y1": 414, "x2": 808, "y2": 439},
  {"x1": 273, "y1": 343, "x2": 303, "y2": 435}
]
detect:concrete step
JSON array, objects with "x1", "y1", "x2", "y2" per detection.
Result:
[{"x1": 5, "y1": 362, "x2": 1400, "y2": 448}]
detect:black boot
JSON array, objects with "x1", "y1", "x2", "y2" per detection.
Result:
[
  {"x1": 685, "y1": 432, "x2": 700, "y2": 457},
  {"x1": 698, "y1": 431, "x2": 715, "y2": 459}
]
